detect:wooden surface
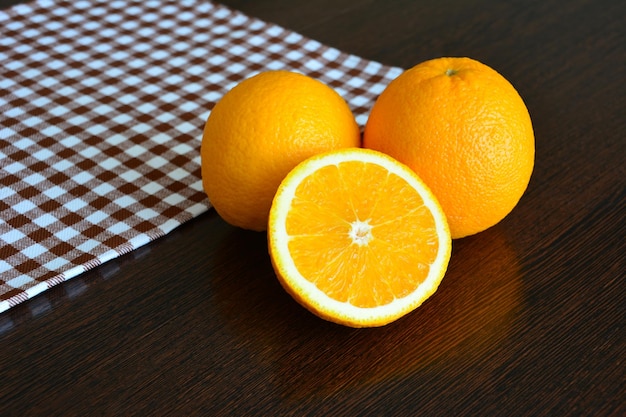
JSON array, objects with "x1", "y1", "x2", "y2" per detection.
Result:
[{"x1": 1, "y1": 0, "x2": 624, "y2": 415}]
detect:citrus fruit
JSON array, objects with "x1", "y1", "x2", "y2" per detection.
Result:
[
  {"x1": 268, "y1": 148, "x2": 452, "y2": 327},
  {"x1": 363, "y1": 57, "x2": 535, "y2": 238},
  {"x1": 201, "y1": 70, "x2": 360, "y2": 231}
]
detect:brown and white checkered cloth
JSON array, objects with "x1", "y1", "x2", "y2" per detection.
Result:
[{"x1": 0, "y1": 0, "x2": 402, "y2": 313}]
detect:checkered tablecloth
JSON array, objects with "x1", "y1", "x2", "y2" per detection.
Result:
[{"x1": 0, "y1": 0, "x2": 402, "y2": 313}]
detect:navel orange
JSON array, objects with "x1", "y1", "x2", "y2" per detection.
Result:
[
  {"x1": 363, "y1": 57, "x2": 535, "y2": 238},
  {"x1": 268, "y1": 148, "x2": 451, "y2": 327},
  {"x1": 201, "y1": 70, "x2": 360, "y2": 231}
]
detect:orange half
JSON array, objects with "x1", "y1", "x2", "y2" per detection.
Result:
[{"x1": 268, "y1": 148, "x2": 451, "y2": 327}]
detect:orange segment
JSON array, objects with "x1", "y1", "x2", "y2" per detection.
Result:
[{"x1": 268, "y1": 148, "x2": 451, "y2": 327}]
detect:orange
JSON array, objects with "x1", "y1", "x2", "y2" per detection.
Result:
[
  {"x1": 201, "y1": 70, "x2": 360, "y2": 231},
  {"x1": 268, "y1": 148, "x2": 451, "y2": 327},
  {"x1": 363, "y1": 57, "x2": 535, "y2": 238}
]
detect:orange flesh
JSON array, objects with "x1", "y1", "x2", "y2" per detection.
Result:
[{"x1": 285, "y1": 161, "x2": 439, "y2": 308}]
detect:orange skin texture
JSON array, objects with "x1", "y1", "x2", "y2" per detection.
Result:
[
  {"x1": 363, "y1": 57, "x2": 535, "y2": 238},
  {"x1": 201, "y1": 71, "x2": 360, "y2": 231}
]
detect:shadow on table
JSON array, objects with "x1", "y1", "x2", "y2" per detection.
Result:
[{"x1": 206, "y1": 224, "x2": 526, "y2": 408}]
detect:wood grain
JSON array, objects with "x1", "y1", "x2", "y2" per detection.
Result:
[{"x1": 1, "y1": 0, "x2": 624, "y2": 415}]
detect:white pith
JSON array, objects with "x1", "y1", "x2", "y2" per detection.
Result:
[{"x1": 349, "y1": 219, "x2": 373, "y2": 246}]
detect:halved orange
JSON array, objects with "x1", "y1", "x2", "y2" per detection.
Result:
[{"x1": 268, "y1": 148, "x2": 451, "y2": 327}]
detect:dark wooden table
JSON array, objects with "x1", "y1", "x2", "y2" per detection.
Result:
[{"x1": 1, "y1": 0, "x2": 624, "y2": 415}]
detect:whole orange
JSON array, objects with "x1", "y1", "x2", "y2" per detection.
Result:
[
  {"x1": 363, "y1": 57, "x2": 534, "y2": 238},
  {"x1": 201, "y1": 70, "x2": 360, "y2": 231}
]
